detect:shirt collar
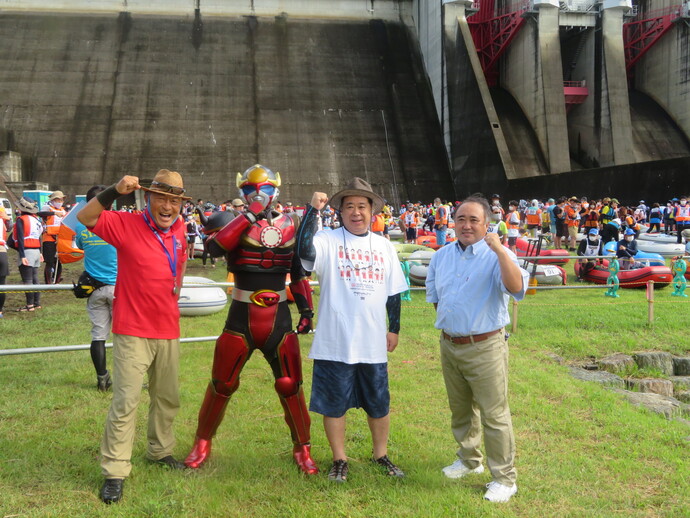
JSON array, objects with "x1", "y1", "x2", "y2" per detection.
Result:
[{"x1": 456, "y1": 238, "x2": 487, "y2": 256}]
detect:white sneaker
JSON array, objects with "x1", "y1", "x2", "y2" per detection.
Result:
[
  {"x1": 483, "y1": 481, "x2": 518, "y2": 502},
  {"x1": 442, "y1": 459, "x2": 485, "y2": 479}
]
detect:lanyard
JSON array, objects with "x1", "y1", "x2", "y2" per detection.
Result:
[{"x1": 143, "y1": 210, "x2": 178, "y2": 293}]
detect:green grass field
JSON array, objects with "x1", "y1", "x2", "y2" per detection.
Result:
[{"x1": 1, "y1": 253, "x2": 689, "y2": 517}]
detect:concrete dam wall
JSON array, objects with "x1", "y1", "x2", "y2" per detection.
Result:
[{"x1": 0, "y1": 9, "x2": 451, "y2": 205}]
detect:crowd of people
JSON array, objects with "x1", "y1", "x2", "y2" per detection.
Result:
[{"x1": 3, "y1": 178, "x2": 690, "y2": 506}]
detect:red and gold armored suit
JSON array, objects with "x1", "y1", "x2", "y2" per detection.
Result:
[{"x1": 185, "y1": 167, "x2": 318, "y2": 475}]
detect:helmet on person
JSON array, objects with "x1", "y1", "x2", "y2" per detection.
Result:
[
  {"x1": 588, "y1": 228, "x2": 599, "y2": 235},
  {"x1": 624, "y1": 228, "x2": 635, "y2": 236},
  {"x1": 531, "y1": 199, "x2": 538, "y2": 207},
  {"x1": 236, "y1": 164, "x2": 281, "y2": 208}
]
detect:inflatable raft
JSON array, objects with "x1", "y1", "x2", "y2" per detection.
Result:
[
  {"x1": 406, "y1": 249, "x2": 435, "y2": 286},
  {"x1": 603, "y1": 241, "x2": 666, "y2": 266},
  {"x1": 178, "y1": 276, "x2": 228, "y2": 316},
  {"x1": 574, "y1": 261, "x2": 673, "y2": 289},
  {"x1": 636, "y1": 240, "x2": 685, "y2": 257},
  {"x1": 394, "y1": 243, "x2": 434, "y2": 262},
  {"x1": 525, "y1": 264, "x2": 567, "y2": 285},
  {"x1": 637, "y1": 232, "x2": 678, "y2": 243},
  {"x1": 514, "y1": 238, "x2": 570, "y2": 265}
]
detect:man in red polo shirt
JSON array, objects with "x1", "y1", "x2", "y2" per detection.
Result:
[{"x1": 78, "y1": 170, "x2": 190, "y2": 505}]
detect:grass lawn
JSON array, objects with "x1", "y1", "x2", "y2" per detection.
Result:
[{"x1": 0, "y1": 252, "x2": 689, "y2": 517}]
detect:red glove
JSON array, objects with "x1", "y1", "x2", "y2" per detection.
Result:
[{"x1": 296, "y1": 311, "x2": 313, "y2": 334}]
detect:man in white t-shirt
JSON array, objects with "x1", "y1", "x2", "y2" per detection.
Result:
[{"x1": 296, "y1": 177, "x2": 408, "y2": 483}]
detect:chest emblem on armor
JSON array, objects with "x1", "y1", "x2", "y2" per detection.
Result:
[{"x1": 260, "y1": 225, "x2": 283, "y2": 248}]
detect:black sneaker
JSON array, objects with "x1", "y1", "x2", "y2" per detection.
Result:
[
  {"x1": 100, "y1": 478, "x2": 123, "y2": 504},
  {"x1": 328, "y1": 459, "x2": 348, "y2": 483},
  {"x1": 373, "y1": 455, "x2": 405, "y2": 478},
  {"x1": 97, "y1": 371, "x2": 112, "y2": 392},
  {"x1": 152, "y1": 455, "x2": 187, "y2": 470}
]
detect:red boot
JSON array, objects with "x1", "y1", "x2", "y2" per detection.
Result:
[
  {"x1": 293, "y1": 444, "x2": 319, "y2": 475},
  {"x1": 185, "y1": 437, "x2": 212, "y2": 469}
]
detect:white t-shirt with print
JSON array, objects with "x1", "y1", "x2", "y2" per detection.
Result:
[{"x1": 306, "y1": 227, "x2": 408, "y2": 364}]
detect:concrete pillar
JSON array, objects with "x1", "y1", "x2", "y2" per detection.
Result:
[
  {"x1": 601, "y1": 1, "x2": 635, "y2": 164},
  {"x1": 535, "y1": 4, "x2": 571, "y2": 173},
  {"x1": 443, "y1": 0, "x2": 515, "y2": 191}
]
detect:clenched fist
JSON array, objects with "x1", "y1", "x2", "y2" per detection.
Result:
[{"x1": 310, "y1": 192, "x2": 329, "y2": 211}]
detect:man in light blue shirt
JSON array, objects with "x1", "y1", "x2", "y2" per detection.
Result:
[
  {"x1": 75, "y1": 185, "x2": 118, "y2": 391},
  {"x1": 426, "y1": 195, "x2": 528, "y2": 503}
]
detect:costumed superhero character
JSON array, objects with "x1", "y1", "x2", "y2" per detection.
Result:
[{"x1": 185, "y1": 164, "x2": 318, "y2": 475}]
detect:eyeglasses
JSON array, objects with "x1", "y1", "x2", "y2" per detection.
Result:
[{"x1": 150, "y1": 181, "x2": 186, "y2": 196}]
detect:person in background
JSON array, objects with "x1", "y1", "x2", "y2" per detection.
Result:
[
  {"x1": 13, "y1": 197, "x2": 44, "y2": 312},
  {"x1": 426, "y1": 195, "x2": 527, "y2": 503},
  {"x1": 0, "y1": 203, "x2": 9, "y2": 318},
  {"x1": 505, "y1": 200, "x2": 520, "y2": 253},
  {"x1": 433, "y1": 197, "x2": 449, "y2": 246},
  {"x1": 682, "y1": 229, "x2": 690, "y2": 256},
  {"x1": 576, "y1": 228, "x2": 604, "y2": 278},
  {"x1": 647, "y1": 203, "x2": 662, "y2": 233},
  {"x1": 664, "y1": 200, "x2": 676, "y2": 235},
  {"x1": 674, "y1": 196, "x2": 690, "y2": 244},
  {"x1": 616, "y1": 228, "x2": 641, "y2": 270},
  {"x1": 185, "y1": 214, "x2": 200, "y2": 260},
  {"x1": 40, "y1": 190, "x2": 67, "y2": 284},
  {"x1": 524, "y1": 200, "x2": 541, "y2": 239},
  {"x1": 488, "y1": 205, "x2": 508, "y2": 244},
  {"x1": 229, "y1": 198, "x2": 246, "y2": 217},
  {"x1": 297, "y1": 178, "x2": 408, "y2": 483},
  {"x1": 401, "y1": 202, "x2": 419, "y2": 244},
  {"x1": 77, "y1": 170, "x2": 190, "y2": 505},
  {"x1": 74, "y1": 185, "x2": 118, "y2": 391}
]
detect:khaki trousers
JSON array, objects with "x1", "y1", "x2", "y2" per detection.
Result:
[
  {"x1": 101, "y1": 334, "x2": 180, "y2": 479},
  {"x1": 440, "y1": 330, "x2": 517, "y2": 486}
]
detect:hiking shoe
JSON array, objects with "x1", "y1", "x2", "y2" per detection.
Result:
[
  {"x1": 442, "y1": 459, "x2": 484, "y2": 479},
  {"x1": 100, "y1": 478, "x2": 123, "y2": 504},
  {"x1": 152, "y1": 455, "x2": 187, "y2": 470},
  {"x1": 328, "y1": 459, "x2": 348, "y2": 483},
  {"x1": 97, "y1": 371, "x2": 112, "y2": 392},
  {"x1": 484, "y1": 481, "x2": 517, "y2": 503},
  {"x1": 373, "y1": 455, "x2": 405, "y2": 478}
]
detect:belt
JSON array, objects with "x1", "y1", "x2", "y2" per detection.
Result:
[
  {"x1": 232, "y1": 288, "x2": 287, "y2": 307},
  {"x1": 442, "y1": 329, "x2": 502, "y2": 345}
]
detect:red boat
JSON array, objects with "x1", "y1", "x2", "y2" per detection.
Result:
[
  {"x1": 511, "y1": 238, "x2": 570, "y2": 265},
  {"x1": 574, "y1": 261, "x2": 673, "y2": 289}
]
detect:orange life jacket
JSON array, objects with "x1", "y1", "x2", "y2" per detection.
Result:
[
  {"x1": 525, "y1": 207, "x2": 541, "y2": 225},
  {"x1": 434, "y1": 206, "x2": 448, "y2": 226},
  {"x1": 13, "y1": 214, "x2": 42, "y2": 249},
  {"x1": 675, "y1": 205, "x2": 690, "y2": 222},
  {"x1": 403, "y1": 210, "x2": 419, "y2": 227},
  {"x1": 44, "y1": 205, "x2": 67, "y2": 242},
  {"x1": 371, "y1": 214, "x2": 385, "y2": 232},
  {"x1": 506, "y1": 210, "x2": 520, "y2": 230},
  {"x1": 0, "y1": 219, "x2": 6, "y2": 247}
]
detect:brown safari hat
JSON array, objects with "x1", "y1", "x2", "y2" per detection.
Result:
[
  {"x1": 15, "y1": 197, "x2": 39, "y2": 214},
  {"x1": 330, "y1": 177, "x2": 385, "y2": 215},
  {"x1": 49, "y1": 190, "x2": 65, "y2": 201},
  {"x1": 141, "y1": 169, "x2": 191, "y2": 200}
]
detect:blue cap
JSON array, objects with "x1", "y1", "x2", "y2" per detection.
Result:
[
  {"x1": 624, "y1": 228, "x2": 635, "y2": 235},
  {"x1": 588, "y1": 228, "x2": 599, "y2": 235}
]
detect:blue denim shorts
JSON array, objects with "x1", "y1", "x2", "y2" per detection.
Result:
[{"x1": 309, "y1": 360, "x2": 390, "y2": 418}]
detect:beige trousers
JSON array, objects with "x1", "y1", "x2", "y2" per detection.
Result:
[
  {"x1": 100, "y1": 334, "x2": 180, "y2": 479},
  {"x1": 440, "y1": 330, "x2": 517, "y2": 486}
]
